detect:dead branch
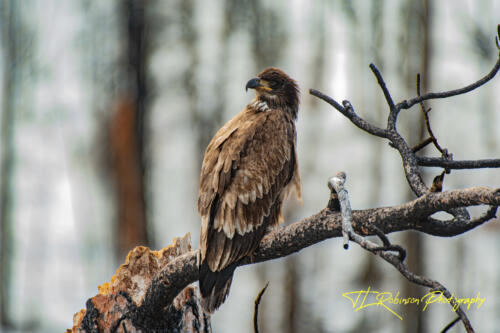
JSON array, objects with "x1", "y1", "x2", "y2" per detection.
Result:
[
  {"x1": 311, "y1": 44, "x2": 500, "y2": 226},
  {"x1": 442, "y1": 316, "x2": 461, "y2": 333},
  {"x1": 415, "y1": 73, "x2": 448, "y2": 157},
  {"x1": 121, "y1": 186, "x2": 500, "y2": 325},
  {"x1": 304, "y1": 26, "x2": 500, "y2": 333},
  {"x1": 310, "y1": 53, "x2": 500, "y2": 198},
  {"x1": 329, "y1": 172, "x2": 473, "y2": 332},
  {"x1": 416, "y1": 156, "x2": 500, "y2": 169},
  {"x1": 69, "y1": 185, "x2": 500, "y2": 331},
  {"x1": 397, "y1": 56, "x2": 500, "y2": 110},
  {"x1": 253, "y1": 282, "x2": 269, "y2": 333}
]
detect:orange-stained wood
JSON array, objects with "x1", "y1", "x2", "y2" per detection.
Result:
[{"x1": 108, "y1": 98, "x2": 149, "y2": 260}]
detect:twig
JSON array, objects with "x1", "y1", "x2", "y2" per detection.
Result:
[
  {"x1": 331, "y1": 172, "x2": 475, "y2": 332},
  {"x1": 253, "y1": 282, "x2": 269, "y2": 333},
  {"x1": 369, "y1": 64, "x2": 396, "y2": 112},
  {"x1": 441, "y1": 316, "x2": 461, "y2": 333},
  {"x1": 309, "y1": 89, "x2": 388, "y2": 138},
  {"x1": 417, "y1": 156, "x2": 500, "y2": 169},
  {"x1": 369, "y1": 63, "x2": 401, "y2": 133},
  {"x1": 412, "y1": 137, "x2": 433, "y2": 152},
  {"x1": 496, "y1": 24, "x2": 500, "y2": 50},
  {"x1": 416, "y1": 73, "x2": 448, "y2": 157}
]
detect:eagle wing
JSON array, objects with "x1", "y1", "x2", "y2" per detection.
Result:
[{"x1": 198, "y1": 108, "x2": 301, "y2": 272}]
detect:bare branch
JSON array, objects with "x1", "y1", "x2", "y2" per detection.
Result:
[
  {"x1": 416, "y1": 73, "x2": 448, "y2": 156},
  {"x1": 422, "y1": 206, "x2": 498, "y2": 236},
  {"x1": 397, "y1": 56, "x2": 500, "y2": 110},
  {"x1": 369, "y1": 63, "x2": 397, "y2": 113},
  {"x1": 253, "y1": 282, "x2": 269, "y2": 333},
  {"x1": 128, "y1": 186, "x2": 500, "y2": 319},
  {"x1": 417, "y1": 156, "x2": 500, "y2": 169},
  {"x1": 412, "y1": 136, "x2": 433, "y2": 153},
  {"x1": 311, "y1": 68, "x2": 428, "y2": 196},
  {"x1": 309, "y1": 89, "x2": 388, "y2": 138},
  {"x1": 442, "y1": 316, "x2": 461, "y2": 333}
]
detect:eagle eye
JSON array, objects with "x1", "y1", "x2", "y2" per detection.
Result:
[{"x1": 269, "y1": 80, "x2": 280, "y2": 89}]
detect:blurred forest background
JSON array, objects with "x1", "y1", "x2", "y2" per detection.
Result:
[{"x1": 0, "y1": 0, "x2": 499, "y2": 332}]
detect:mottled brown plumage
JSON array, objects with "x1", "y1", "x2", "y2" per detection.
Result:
[{"x1": 198, "y1": 67, "x2": 301, "y2": 312}]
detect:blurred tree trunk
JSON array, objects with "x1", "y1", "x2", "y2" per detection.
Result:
[
  {"x1": 400, "y1": 1, "x2": 432, "y2": 332},
  {"x1": 367, "y1": 0, "x2": 385, "y2": 210},
  {"x1": 109, "y1": 0, "x2": 151, "y2": 262},
  {"x1": 0, "y1": 0, "x2": 20, "y2": 327},
  {"x1": 469, "y1": 1, "x2": 498, "y2": 319},
  {"x1": 178, "y1": 0, "x2": 200, "y2": 168},
  {"x1": 283, "y1": 2, "x2": 329, "y2": 332},
  {"x1": 353, "y1": 1, "x2": 385, "y2": 331}
]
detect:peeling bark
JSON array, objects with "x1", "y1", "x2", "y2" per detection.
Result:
[{"x1": 69, "y1": 234, "x2": 211, "y2": 333}]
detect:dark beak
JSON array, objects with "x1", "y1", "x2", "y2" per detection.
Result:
[{"x1": 245, "y1": 78, "x2": 262, "y2": 92}]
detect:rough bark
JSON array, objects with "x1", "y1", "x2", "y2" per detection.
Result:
[{"x1": 69, "y1": 234, "x2": 211, "y2": 333}]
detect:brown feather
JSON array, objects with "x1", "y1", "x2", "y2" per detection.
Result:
[
  {"x1": 219, "y1": 233, "x2": 233, "y2": 269},
  {"x1": 207, "y1": 231, "x2": 225, "y2": 271}
]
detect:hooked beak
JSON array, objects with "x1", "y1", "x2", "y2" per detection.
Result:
[{"x1": 245, "y1": 78, "x2": 262, "y2": 92}]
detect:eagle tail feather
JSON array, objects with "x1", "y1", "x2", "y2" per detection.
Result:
[{"x1": 199, "y1": 260, "x2": 237, "y2": 313}]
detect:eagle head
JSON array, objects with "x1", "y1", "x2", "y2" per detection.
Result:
[{"x1": 246, "y1": 67, "x2": 300, "y2": 118}]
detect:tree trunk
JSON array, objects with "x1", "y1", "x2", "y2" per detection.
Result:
[
  {"x1": 0, "y1": 0, "x2": 20, "y2": 327},
  {"x1": 109, "y1": 0, "x2": 151, "y2": 262},
  {"x1": 400, "y1": 1, "x2": 432, "y2": 332}
]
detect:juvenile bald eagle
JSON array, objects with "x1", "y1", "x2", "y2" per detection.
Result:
[{"x1": 197, "y1": 67, "x2": 301, "y2": 313}]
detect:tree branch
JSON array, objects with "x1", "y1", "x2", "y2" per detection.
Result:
[
  {"x1": 312, "y1": 52, "x2": 500, "y2": 214},
  {"x1": 369, "y1": 63, "x2": 399, "y2": 130},
  {"x1": 253, "y1": 282, "x2": 269, "y2": 333},
  {"x1": 420, "y1": 206, "x2": 498, "y2": 236},
  {"x1": 308, "y1": 89, "x2": 388, "y2": 138},
  {"x1": 397, "y1": 56, "x2": 500, "y2": 110},
  {"x1": 133, "y1": 186, "x2": 500, "y2": 319},
  {"x1": 416, "y1": 73, "x2": 449, "y2": 157},
  {"x1": 417, "y1": 156, "x2": 500, "y2": 169}
]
